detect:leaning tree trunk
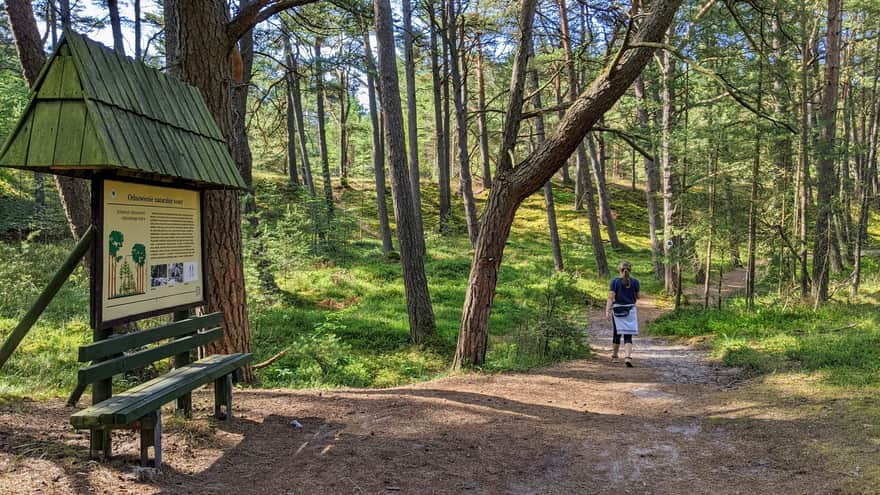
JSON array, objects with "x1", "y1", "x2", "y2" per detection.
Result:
[
  {"x1": 364, "y1": 33, "x2": 394, "y2": 257},
  {"x1": 374, "y1": 0, "x2": 436, "y2": 343},
  {"x1": 812, "y1": 0, "x2": 842, "y2": 303},
  {"x1": 173, "y1": 0, "x2": 251, "y2": 376},
  {"x1": 5, "y1": 0, "x2": 91, "y2": 245},
  {"x1": 454, "y1": 0, "x2": 681, "y2": 368}
]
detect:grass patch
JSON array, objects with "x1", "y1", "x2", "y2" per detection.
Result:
[{"x1": 649, "y1": 303, "x2": 880, "y2": 386}]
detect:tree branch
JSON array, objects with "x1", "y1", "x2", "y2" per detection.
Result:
[
  {"x1": 629, "y1": 41, "x2": 798, "y2": 134},
  {"x1": 227, "y1": 0, "x2": 321, "y2": 48}
]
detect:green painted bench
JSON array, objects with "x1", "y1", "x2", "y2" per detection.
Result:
[{"x1": 68, "y1": 312, "x2": 251, "y2": 467}]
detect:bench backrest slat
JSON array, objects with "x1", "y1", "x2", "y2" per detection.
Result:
[
  {"x1": 78, "y1": 312, "x2": 224, "y2": 363},
  {"x1": 77, "y1": 327, "x2": 224, "y2": 386}
]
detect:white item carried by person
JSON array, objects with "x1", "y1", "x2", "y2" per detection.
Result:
[{"x1": 612, "y1": 304, "x2": 638, "y2": 335}]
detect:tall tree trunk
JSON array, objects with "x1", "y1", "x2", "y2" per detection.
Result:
[
  {"x1": 634, "y1": 76, "x2": 664, "y2": 280},
  {"x1": 289, "y1": 48, "x2": 316, "y2": 197},
  {"x1": 364, "y1": 33, "x2": 394, "y2": 257},
  {"x1": 374, "y1": 0, "x2": 436, "y2": 343},
  {"x1": 108, "y1": 0, "x2": 125, "y2": 55},
  {"x1": 812, "y1": 0, "x2": 842, "y2": 303},
  {"x1": 402, "y1": 0, "x2": 425, "y2": 245},
  {"x1": 453, "y1": 0, "x2": 680, "y2": 368},
  {"x1": 173, "y1": 0, "x2": 250, "y2": 374},
  {"x1": 134, "y1": 0, "x2": 142, "y2": 60},
  {"x1": 704, "y1": 139, "x2": 717, "y2": 308},
  {"x1": 314, "y1": 37, "x2": 334, "y2": 222},
  {"x1": 553, "y1": 71, "x2": 572, "y2": 185},
  {"x1": 336, "y1": 66, "x2": 349, "y2": 186},
  {"x1": 233, "y1": 0, "x2": 278, "y2": 295},
  {"x1": 6, "y1": 0, "x2": 91, "y2": 244},
  {"x1": 529, "y1": 57, "x2": 563, "y2": 271},
  {"x1": 283, "y1": 34, "x2": 300, "y2": 186},
  {"x1": 448, "y1": 0, "x2": 478, "y2": 246},
  {"x1": 429, "y1": 2, "x2": 451, "y2": 233},
  {"x1": 476, "y1": 32, "x2": 491, "y2": 189},
  {"x1": 660, "y1": 34, "x2": 678, "y2": 294},
  {"x1": 586, "y1": 133, "x2": 620, "y2": 248},
  {"x1": 557, "y1": 0, "x2": 583, "y2": 210},
  {"x1": 798, "y1": 10, "x2": 813, "y2": 297},
  {"x1": 440, "y1": 2, "x2": 453, "y2": 225},
  {"x1": 746, "y1": 45, "x2": 763, "y2": 310}
]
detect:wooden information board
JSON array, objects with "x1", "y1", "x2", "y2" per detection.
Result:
[{"x1": 95, "y1": 179, "x2": 204, "y2": 328}]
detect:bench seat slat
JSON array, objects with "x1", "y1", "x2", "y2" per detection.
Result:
[
  {"x1": 78, "y1": 312, "x2": 224, "y2": 363},
  {"x1": 77, "y1": 327, "x2": 224, "y2": 386},
  {"x1": 71, "y1": 353, "x2": 251, "y2": 428}
]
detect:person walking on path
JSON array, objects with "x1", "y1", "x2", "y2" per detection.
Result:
[{"x1": 605, "y1": 261, "x2": 640, "y2": 367}]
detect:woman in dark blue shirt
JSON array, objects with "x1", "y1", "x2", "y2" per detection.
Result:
[{"x1": 604, "y1": 261, "x2": 640, "y2": 367}]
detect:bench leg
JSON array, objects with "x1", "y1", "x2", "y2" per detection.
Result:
[
  {"x1": 89, "y1": 427, "x2": 112, "y2": 459},
  {"x1": 139, "y1": 410, "x2": 162, "y2": 468},
  {"x1": 214, "y1": 374, "x2": 233, "y2": 420}
]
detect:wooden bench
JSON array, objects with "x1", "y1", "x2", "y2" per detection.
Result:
[{"x1": 68, "y1": 312, "x2": 251, "y2": 467}]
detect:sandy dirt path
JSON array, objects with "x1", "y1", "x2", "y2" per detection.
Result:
[{"x1": 1, "y1": 269, "x2": 875, "y2": 494}]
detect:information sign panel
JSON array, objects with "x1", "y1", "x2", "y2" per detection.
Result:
[{"x1": 98, "y1": 180, "x2": 204, "y2": 326}]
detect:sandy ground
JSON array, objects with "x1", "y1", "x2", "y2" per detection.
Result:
[{"x1": 2, "y1": 270, "x2": 879, "y2": 494}]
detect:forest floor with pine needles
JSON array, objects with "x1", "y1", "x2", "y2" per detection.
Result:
[{"x1": 2, "y1": 266, "x2": 878, "y2": 494}]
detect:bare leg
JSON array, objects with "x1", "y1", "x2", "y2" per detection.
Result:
[{"x1": 623, "y1": 343, "x2": 633, "y2": 358}]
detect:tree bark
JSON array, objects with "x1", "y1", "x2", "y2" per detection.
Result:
[
  {"x1": 454, "y1": 0, "x2": 681, "y2": 368},
  {"x1": 364, "y1": 33, "x2": 394, "y2": 257},
  {"x1": 288, "y1": 47, "x2": 317, "y2": 197},
  {"x1": 283, "y1": 35, "x2": 300, "y2": 186},
  {"x1": 476, "y1": 32, "x2": 491, "y2": 189},
  {"x1": 447, "y1": 0, "x2": 478, "y2": 246},
  {"x1": 634, "y1": 76, "x2": 664, "y2": 280},
  {"x1": 108, "y1": 0, "x2": 125, "y2": 55},
  {"x1": 402, "y1": 0, "x2": 425, "y2": 245},
  {"x1": 374, "y1": 0, "x2": 436, "y2": 343},
  {"x1": 314, "y1": 36, "x2": 334, "y2": 221},
  {"x1": 529, "y1": 57, "x2": 563, "y2": 271},
  {"x1": 812, "y1": 0, "x2": 842, "y2": 303},
  {"x1": 587, "y1": 133, "x2": 620, "y2": 248},
  {"x1": 429, "y1": 1, "x2": 450, "y2": 233},
  {"x1": 134, "y1": 0, "x2": 142, "y2": 60},
  {"x1": 6, "y1": 0, "x2": 91, "y2": 245},
  {"x1": 659, "y1": 33, "x2": 678, "y2": 294},
  {"x1": 173, "y1": 0, "x2": 251, "y2": 376}
]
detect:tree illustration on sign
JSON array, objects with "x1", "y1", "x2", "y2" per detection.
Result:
[
  {"x1": 118, "y1": 259, "x2": 137, "y2": 296},
  {"x1": 108, "y1": 230, "x2": 124, "y2": 298},
  {"x1": 131, "y1": 243, "x2": 146, "y2": 293}
]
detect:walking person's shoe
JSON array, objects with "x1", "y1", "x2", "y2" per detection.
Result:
[
  {"x1": 611, "y1": 353, "x2": 619, "y2": 363},
  {"x1": 625, "y1": 357, "x2": 633, "y2": 367}
]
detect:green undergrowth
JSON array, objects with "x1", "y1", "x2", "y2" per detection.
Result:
[
  {"x1": 1, "y1": 173, "x2": 657, "y2": 396},
  {"x1": 649, "y1": 298, "x2": 880, "y2": 388}
]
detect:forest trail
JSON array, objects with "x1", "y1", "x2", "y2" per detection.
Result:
[{"x1": 0, "y1": 267, "x2": 871, "y2": 494}]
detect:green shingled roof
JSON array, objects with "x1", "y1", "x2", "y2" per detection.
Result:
[{"x1": 0, "y1": 30, "x2": 246, "y2": 190}]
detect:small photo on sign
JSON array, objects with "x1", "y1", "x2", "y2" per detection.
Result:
[
  {"x1": 151, "y1": 263, "x2": 168, "y2": 288},
  {"x1": 169, "y1": 262, "x2": 184, "y2": 284},
  {"x1": 183, "y1": 262, "x2": 198, "y2": 283}
]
